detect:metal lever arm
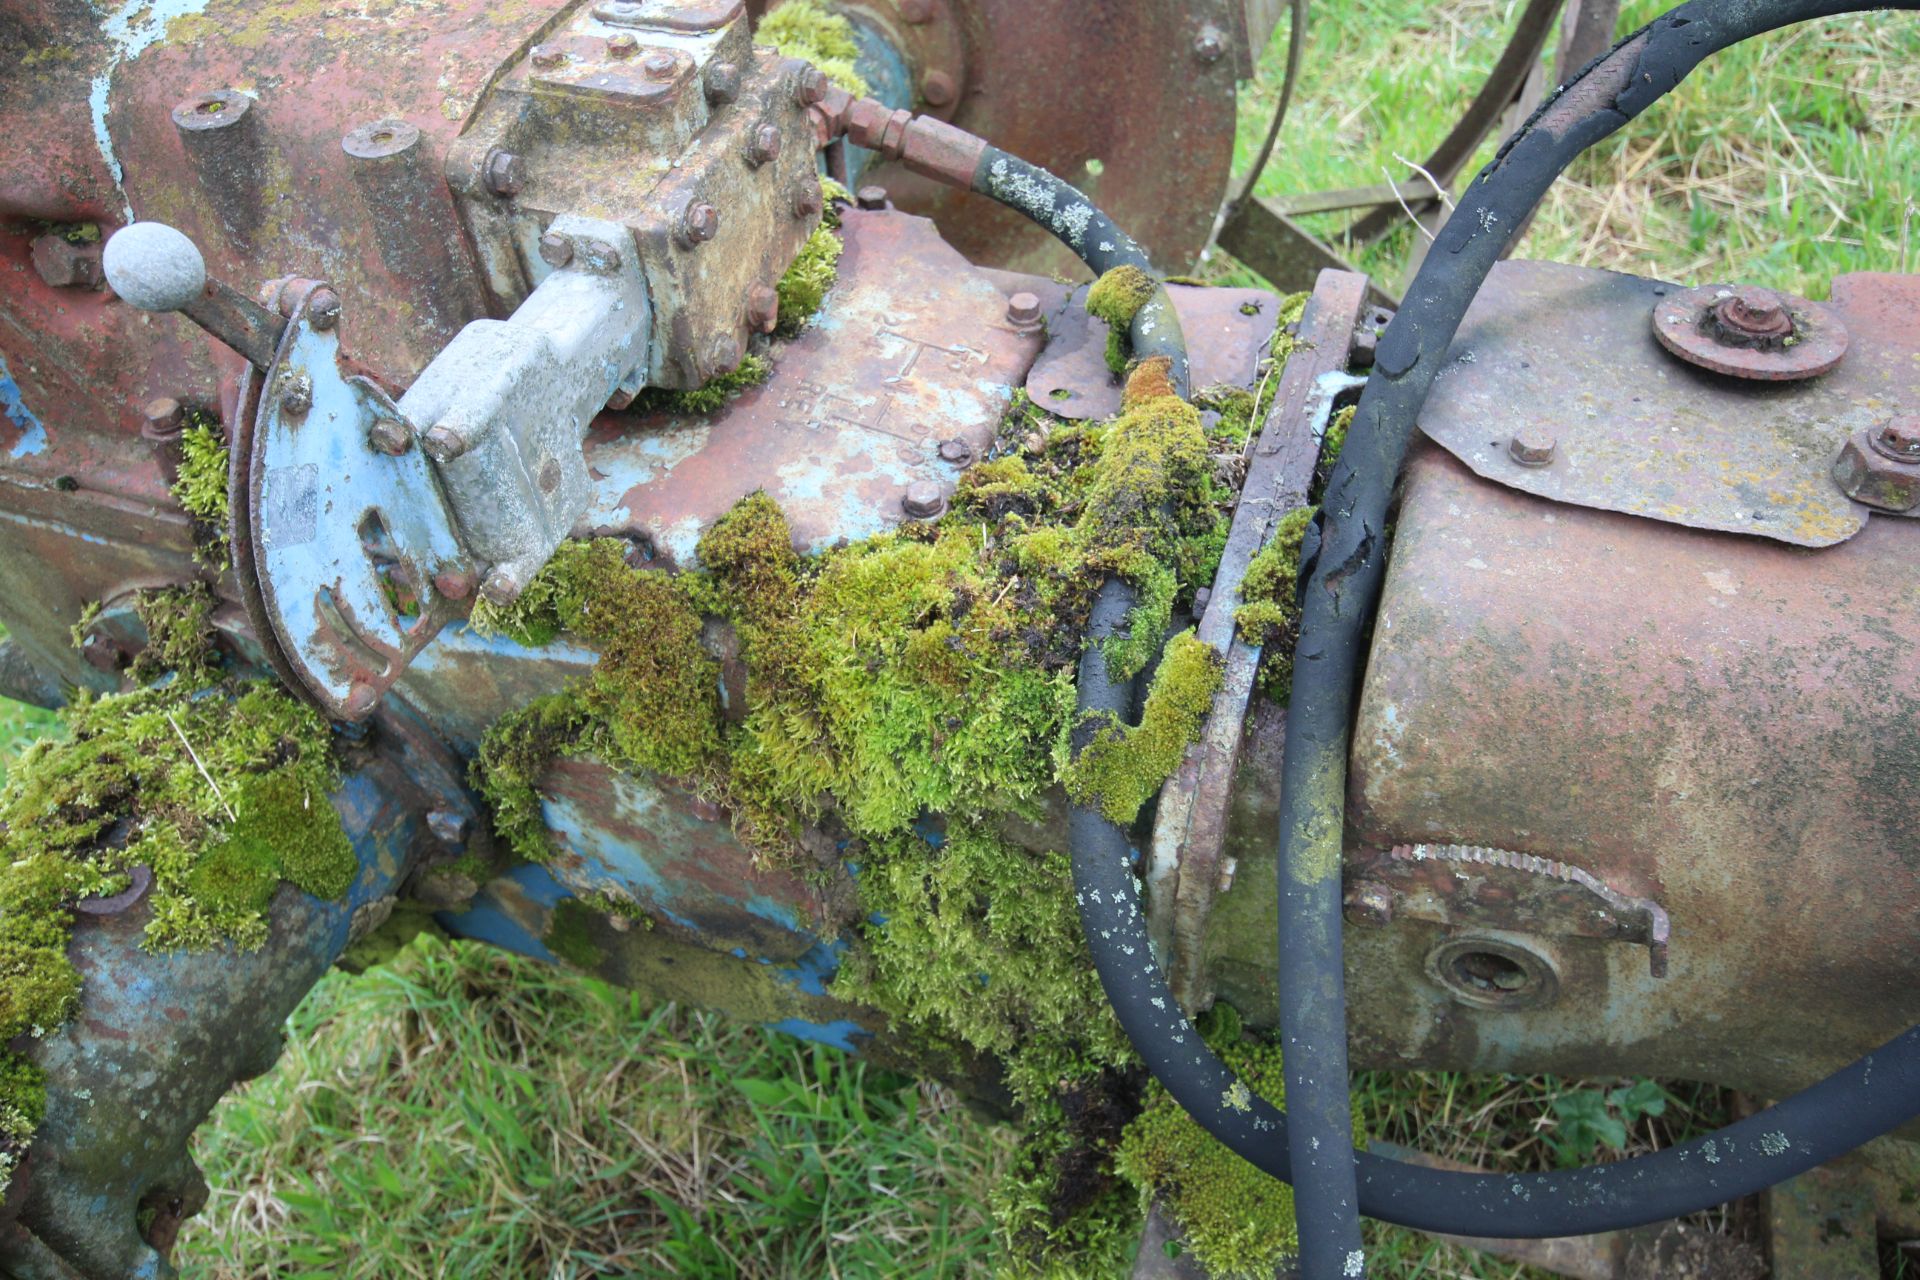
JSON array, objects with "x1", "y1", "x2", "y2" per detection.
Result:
[{"x1": 101, "y1": 222, "x2": 287, "y2": 369}]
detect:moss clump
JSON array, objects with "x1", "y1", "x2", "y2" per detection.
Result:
[
  {"x1": 1085, "y1": 265, "x2": 1158, "y2": 374},
  {"x1": 774, "y1": 222, "x2": 844, "y2": 338},
  {"x1": 1322, "y1": 404, "x2": 1354, "y2": 468},
  {"x1": 173, "y1": 411, "x2": 229, "y2": 570},
  {"x1": 756, "y1": 0, "x2": 870, "y2": 97},
  {"x1": 633, "y1": 355, "x2": 771, "y2": 416},
  {"x1": 0, "y1": 588, "x2": 355, "y2": 1204},
  {"x1": 1063, "y1": 630, "x2": 1223, "y2": 826},
  {"x1": 1236, "y1": 505, "x2": 1315, "y2": 701},
  {"x1": 1116, "y1": 1007, "x2": 1298, "y2": 1279}
]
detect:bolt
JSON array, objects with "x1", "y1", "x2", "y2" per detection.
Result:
[
  {"x1": 480, "y1": 564, "x2": 527, "y2": 607},
  {"x1": 30, "y1": 233, "x2": 104, "y2": 290},
  {"x1": 432, "y1": 569, "x2": 476, "y2": 600},
  {"x1": 422, "y1": 421, "x2": 471, "y2": 461},
  {"x1": 705, "y1": 61, "x2": 742, "y2": 104},
  {"x1": 368, "y1": 417, "x2": 412, "y2": 455},
  {"x1": 746, "y1": 123, "x2": 782, "y2": 168},
  {"x1": 793, "y1": 66, "x2": 829, "y2": 106},
  {"x1": 1193, "y1": 24, "x2": 1227, "y2": 63},
  {"x1": 1006, "y1": 291, "x2": 1042, "y2": 329},
  {"x1": 531, "y1": 43, "x2": 565, "y2": 69},
  {"x1": 921, "y1": 70, "x2": 957, "y2": 107},
  {"x1": 1507, "y1": 426, "x2": 1556, "y2": 467},
  {"x1": 898, "y1": 0, "x2": 934, "y2": 20},
  {"x1": 856, "y1": 185, "x2": 888, "y2": 210},
  {"x1": 484, "y1": 149, "x2": 524, "y2": 197},
  {"x1": 679, "y1": 201, "x2": 721, "y2": 246},
  {"x1": 606, "y1": 31, "x2": 639, "y2": 58},
  {"x1": 641, "y1": 50, "x2": 678, "y2": 81},
  {"x1": 81, "y1": 630, "x2": 131, "y2": 674},
  {"x1": 937, "y1": 439, "x2": 973, "y2": 466},
  {"x1": 141, "y1": 396, "x2": 185, "y2": 441},
  {"x1": 1712, "y1": 285, "x2": 1792, "y2": 341},
  {"x1": 902, "y1": 481, "x2": 946, "y2": 519},
  {"x1": 538, "y1": 231, "x2": 574, "y2": 268},
  {"x1": 1871, "y1": 416, "x2": 1920, "y2": 463},
  {"x1": 279, "y1": 374, "x2": 312, "y2": 417},
  {"x1": 1343, "y1": 880, "x2": 1393, "y2": 927},
  {"x1": 707, "y1": 334, "x2": 743, "y2": 378},
  {"x1": 307, "y1": 288, "x2": 341, "y2": 331},
  {"x1": 790, "y1": 181, "x2": 824, "y2": 221},
  {"x1": 746, "y1": 283, "x2": 780, "y2": 333}
]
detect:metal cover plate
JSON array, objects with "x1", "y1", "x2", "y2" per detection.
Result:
[{"x1": 1416, "y1": 262, "x2": 1919, "y2": 546}]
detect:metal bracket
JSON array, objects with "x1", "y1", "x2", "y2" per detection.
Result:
[
  {"x1": 1350, "y1": 842, "x2": 1671, "y2": 978},
  {"x1": 246, "y1": 281, "x2": 475, "y2": 719}
]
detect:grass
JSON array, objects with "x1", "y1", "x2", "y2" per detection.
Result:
[{"x1": 5, "y1": 5, "x2": 1916, "y2": 1275}]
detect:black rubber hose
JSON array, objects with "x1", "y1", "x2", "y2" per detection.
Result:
[
  {"x1": 970, "y1": 145, "x2": 1190, "y2": 397},
  {"x1": 1275, "y1": 0, "x2": 1918, "y2": 1268}
]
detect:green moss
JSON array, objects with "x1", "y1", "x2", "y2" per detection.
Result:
[
  {"x1": 0, "y1": 589, "x2": 356, "y2": 1204},
  {"x1": 0, "y1": 1054, "x2": 46, "y2": 1208},
  {"x1": 1085, "y1": 266, "x2": 1158, "y2": 373},
  {"x1": 543, "y1": 898, "x2": 607, "y2": 970},
  {"x1": 632, "y1": 354, "x2": 771, "y2": 416},
  {"x1": 174, "y1": 412, "x2": 230, "y2": 571},
  {"x1": 1236, "y1": 505, "x2": 1315, "y2": 701},
  {"x1": 1063, "y1": 631, "x2": 1223, "y2": 826},
  {"x1": 1322, "y1": 404, "x2": 1354, "y2": 468},
  {"x1": 756, "y1": 0, "x2": 870, "y2": 96},
  {"x1": 774, "y1": 222, "x2": 844, "y2": 338}
]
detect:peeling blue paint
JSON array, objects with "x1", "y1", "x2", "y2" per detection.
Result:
[
  {"x1": 0, "y1": 354, "x2": 48, "y2": 457},
  {"x1": 763, "y1": 1017, "x2": 868, "y2": 1051},
  {"x1": 774, "y1": 938, "x2": 847, "y2": 997},
  {"x1": 438, "y1": 863, "x2": 569, "y2": 964}
]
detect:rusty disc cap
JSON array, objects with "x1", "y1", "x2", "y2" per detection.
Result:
[{"x1": 1651, "y1": 282, "x2": 1850, "y2": 381}]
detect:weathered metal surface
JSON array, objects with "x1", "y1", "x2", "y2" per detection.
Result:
[
  {"x1": 540, "y1": 757, "x2": 848, "y2": 961},
  {"x1": 788, "y1": 0, "x2": 1243, "y2": 277},
  {"x1": 1025, "y1": 282, "x2": 1284, "y2": 422},
  {"x1": 1144, "y1": 270, "x2": 1366, "y2": 1013},
  {"x1": 1651, "y1": 282, "x2": 1851, "y2": 382},
  {"x1": 581, "y1": 207, "x2": 1044, "y2": 564},
  {"x1": 1417, "y1": 263, "x2": 1920, "y2": 547},
  {"x1": 0, "y1": 704, "x2": 469, "y2": 1280},
  {"x1": 1350, "y1": 843, "x2": 1670, "y2": 979},
  {"x1": 1312, "y1": 442, "x2": 1920, "y2": 1096},
  {"x1": 1767, "y1": 1164, "x2": 1881, "y2": 1279},
  {"x1": 245, "y1": 281, "x2": 473, "y2": 718}
]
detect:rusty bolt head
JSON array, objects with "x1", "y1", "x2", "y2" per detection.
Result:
[
  {"x1": 790, "y1": 181, "x2": 824, "y2": 222},
  {"x1": 606, "y1": 31, "x2": 639, "y2": 58},
  {"x1": 30, "y1": 233, "x2": 105, "y2": 290},
  {"x1": 1870, "y1": 416, "x2": 1920, "y2": 463},
  {"x1": 1507, "y1": 426, "x2": 1556, "y2": 468},
  {"x1": 422, "y1": 421, "x2": 472, "y2": 462},
  {"x1": 141, "y1": 396, "x2": 185, "y2": 440},
  {"x1": 1006, "y1": 291, "x2": 1043, "y2": 329},
  {"x1": 792, "y1": 66, "x2": 829, "y2": 106},
  {"x1": 81, "y1": 630, "x2": 131, "y2": 674},
  {"x1": 642, "y1": 50, "x2": 679, "y2": 80},
  {"x1": 937, "y1": 439, "x2": 973, "y2": 466},
  {"x1": 706, "y1": 334, "x2": 744, "y2": 379},
  {"x1": 898, "y1": 0, "x2": 935, "y2": 20},
  {"x1": 484, "y1": 149, "x2": 525, "y2": 197},
  {"x1": 1834, "y1": 427, "x2": 1920, "y2": 513},
  {"x1": 746, "y1": 123, "x2": 782, "y2": 168},
  {"x1": 278, "y1": 374, "x2": 312, "y2": 417},
  {"x1": 746, "y1": 283, "x2": 780, "y2": 334},
  {"x1": 538, "y1": 231, "x2": 574, "y2": 269},
  {"x1": 432, "y1": 569, "x2": 476, "y2": 600},
  {"x1": 530, "y1": 43, "x2": 565, "y2": 69},
  {"x1": 902, "y1": 481, "x2": 946, "y2": 519},
  {"x1": 479, "y1": 564, "x2": 528, "y2": 607},
  {"x1": 855, "y1": 185, "x2": 888, "y2": 210},
  {"x1": 367, "y1": 417, "x2": 412, "y2": 455},
  {"x1": 1193, "y1": 24, "x2": 1227, "y2": 63},
  {"x1": 307, "y1": 288, "x2": 342, "y2": 331},
  {"x1": 1712, "y1": 286, "x2": 1792, "y2": 341},
  {"x1": 1343, "y1": 879, "x2": 1393, "y2": 927},
  {"x1": 679, "y1": 201, "x2": 721, "y2": 246},
  {"x1": 920, "y1": 70, "x2": 957, "y2": 107},
  {"x1": 705, "y1": 61, "x2": 742, "y2": 104}
]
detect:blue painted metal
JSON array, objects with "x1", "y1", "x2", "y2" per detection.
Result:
[{"x1": 0, "y1": 353, "x2": 47, "y2": 458}]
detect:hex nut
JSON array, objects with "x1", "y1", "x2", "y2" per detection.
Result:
[
  {"x1": 1833, "y1": 428, "x2": 1920, "y2": 513},
  {"x1": 855, "y1": 185, "x2": 888, "y2": 210},
  {"x1": 642, "y1": 50, "x2": 679, "y2": 81},
  {"x1": 1507, "y1": 426, "x2": 1556, "y2": 468},
  {"x1": 1870, "y1": 415, "x2": 1920, "y2": 463},
  {"x1": 307, "y1": 288, "x2": 342, "y2": 331},
  {"x1": 484, "y1": 149, "x2": 525, "y2": 197},
  {"x1": 367, "y1": 418, "x2": 412, "y2": 455},
  {"x1": 937, "y1": 439, "x2": 974, "y2": 466},
  {"x1": 902, "y1": 481, "x2": 946, "y2": 519},
  {"x1": 792, "y1": 66, "x2": 829, "y2": 106},
  {"x1": 538, "y1": 231, "x2": 574, "y2": 268},
  {"x1": 606, "y1": 32, "x2": 639, "y2": 58},
  {"x1": 680, "y1": 201, "x2": 721, "y2": 246},
  {"x1": 746, "y1": 123, "x2": 782, "y2": 168},
  {"x1": 141, "y1": 397, "x2": 185, "y2": 440},
  {"x1": 704, "y1": 61, "x2": 742, "y2": 104},
  {"x1": 30, "y1": 233, "x2": 105, "y2": 290},
  {"x1": 790, "y1": 181, "x2": 824, "y2": 221},
  {"x1": 1006, "y1": 291, "x2": 1043, "y2": 328}
]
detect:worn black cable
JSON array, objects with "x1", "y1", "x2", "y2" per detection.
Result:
[{"x1": 1276, "y1": 1, "x2": 1919, "y2": 1270}]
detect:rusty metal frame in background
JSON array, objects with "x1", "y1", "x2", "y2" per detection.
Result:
[{"x1": 1215, "y1": 0, "x2": 1622, "y2": 301}]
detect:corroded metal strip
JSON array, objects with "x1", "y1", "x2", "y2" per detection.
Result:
[{"x1": 1147, "y1": 268, "x2": 1369, "y2": 1012}]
